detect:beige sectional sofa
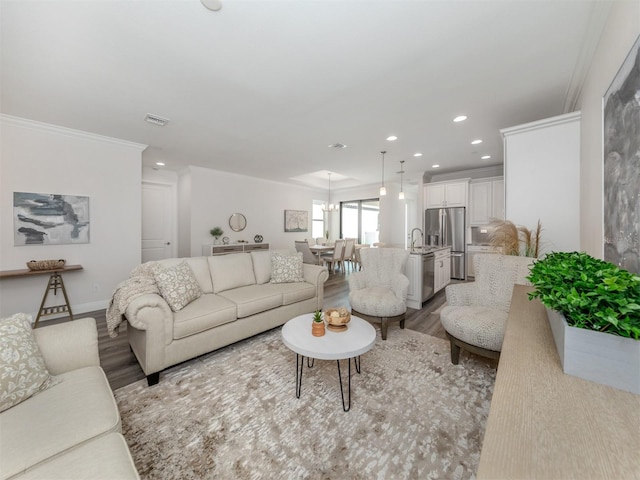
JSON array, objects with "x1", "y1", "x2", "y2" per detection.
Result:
[
  {"x1": 0, "y1": 318, "x2": 139, "y2": 480},
  {"x1": 125, "y1": 250, "x2": 329, "y2": 385}
]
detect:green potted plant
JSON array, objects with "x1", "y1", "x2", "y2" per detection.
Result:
[
  {"x1": 527, "y1": 251, "x2": 640, "y2": 393},
  {"x1": 311, "y1": 310, "x2": 325, "y2": 337},
  {"x1": 210, "y1": 227, "x2": 224, "y2": 244}
]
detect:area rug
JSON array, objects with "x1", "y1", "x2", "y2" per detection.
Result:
[{"x1": 114, "y1": 327, "x2": 496, "y2": 480}]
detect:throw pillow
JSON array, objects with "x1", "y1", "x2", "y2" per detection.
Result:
[
  {"x1": 154, "y1": 261, "x2": 203, "y2": 312},
  {"x1": 270, "y1": 252, "x2": 305, "y2": 284},
  {"x1": 0, "y1": 313, "x2": 58, "y2": 413}
]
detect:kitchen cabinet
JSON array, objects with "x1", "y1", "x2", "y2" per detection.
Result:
[
  {"x1": 405, "y1": 254, "x2": 422, "y2": 310},
  {"x1": 467, "y1": 245, "x2": 500, "y2": 278},
  {"x1": 434, "y1": 248, "x2": 451, "y2": 293},
  {"x1": 424, "y1": 180, "x2": 468, "y2": 209},
  {"x1": 469, "y1": 177, "x2": 504, "y2": 225}
]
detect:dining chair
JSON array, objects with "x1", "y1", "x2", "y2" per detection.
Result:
[
  {"x1": 342, "y1": 238, "x2": 356, "y2": 272},
  {"x1": 294, "y1": 240, "x2": 320, "y2": 265},
  {"x1": 321, "y1": 239, "x2": 345, "y2": 273},
  {"x1": 315, "y1": 237, "x2": 326, "y2": 245}
]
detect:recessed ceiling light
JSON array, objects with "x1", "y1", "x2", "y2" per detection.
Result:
[
  {"x1": 328, "y1": 143, "x2": 347, "y2": 149},
  {"x1": 386, "y1": 135, "x2": 398, "y2": 141},
  {"x1": 155, "y1": 162, "x2": 165, "y2": 166},
  {"x1": 481, "y1": 155, "x2": 491, "y2": 160},
  {"x1": 201, "y1": 0, "x2": 222, "y2": 11},
  {"x1": 471, "y1": 139, "x2": 483, "y2": 145},
  {"x1": 413, "y1": 153, "x2": 423, "y2": 157},
  {"x1": 453, "y1": 115, "x2": 467, "y2": 123},
  {"x1": 432, "y1": 164, "x2": 440, "y2": 168}
]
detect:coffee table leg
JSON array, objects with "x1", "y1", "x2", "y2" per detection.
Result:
[
  {"x1": 296, "y1": 354, "x2": 304, "y2": 398},
  {"x1": 336, "y1": 358, "x2": 352, "y2": 412},
  {"x1": 354, "y1": 355, "x2": 361, "y2": 374}
]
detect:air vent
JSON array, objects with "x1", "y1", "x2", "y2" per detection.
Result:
[
  {"x1": 328, "y1": 143, "x2": 347, "y2": 149},
  {"x1": 145, "y1": 114, "x2": 169, "y2": 126}
]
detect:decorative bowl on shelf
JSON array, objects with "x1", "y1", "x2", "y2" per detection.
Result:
[
  {"x1": 26, "y1": 259, "x2": 66, "y2": 271},
  {"x1": 324, "y1": 307, "x2": 351, "y2": 332}
]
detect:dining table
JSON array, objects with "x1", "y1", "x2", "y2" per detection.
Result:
[{"x1": 309, "y1": 244, "x2": 333, "y2": 265}]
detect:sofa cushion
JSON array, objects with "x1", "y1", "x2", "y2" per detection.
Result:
[
  {"x1": 173, "y1": 294, "x2": 238, "y2": 340},
  {"x1": 270, "y1": 252, "x2": 304, "y2": 284},
  {"x1": 208, "y1": 253, "x2": 256, "y2": 293},
  {"x1": 16, "y1": 433, "x2": 139, "y2": 480},
  {"x1": 154, "y1": 261, "x2": 203, "y2": 312},
  {"x1": 0, "y1": 366, "x2": 120, "y2": 479},
  {"x1": 265, "y1": 282, "x2": 316, "y2": 305},
  {"x1": 218, "y1": 285, "x2": 283, "y2": 318},
  {"x1": 156, "y1": 257, "x2": 213, "y2": 294},
  {"x1": 251, "y1": 250, "x2": 272, "y2": 284},
  {"x1": 0, "y1": 313, "x2": 58, "y2": 413}
]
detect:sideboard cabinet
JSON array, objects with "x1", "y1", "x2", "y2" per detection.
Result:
[{"x1": 202, "y1": 243, "x2": 269, "y2": 256}]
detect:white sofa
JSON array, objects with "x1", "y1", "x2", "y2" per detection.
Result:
[
  {"x1": 0, "y1": 318, "x2": 139, "y2": 480},
  {"x1": 124, "y1": 251, "x2": 329, "y2": 385}
]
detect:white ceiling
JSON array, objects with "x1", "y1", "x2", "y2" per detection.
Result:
[{"x1": 0, "y1": 0, "x2": 610, "y2": 190}]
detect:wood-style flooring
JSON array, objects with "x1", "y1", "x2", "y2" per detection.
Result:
[{"x1": 45, "y1": 269, "x2": 449, "y2": 391}]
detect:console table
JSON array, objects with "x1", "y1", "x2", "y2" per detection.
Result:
[
  {"x1": 477, "y1": 285, "x2": 640, "y2": 479},
  {"x1": 0, "y1": 265, "x2": 83, "y2": 327},
  {"x1": 202, "y1": 243, "x2": 269, "y2": 256}
]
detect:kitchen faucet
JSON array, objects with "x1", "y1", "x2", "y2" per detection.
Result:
[{"x1": 410, "y1": 228, "x2": 424, "y2": 253}]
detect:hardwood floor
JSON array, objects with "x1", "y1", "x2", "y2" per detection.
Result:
[{"x1": 46, "y1": 270, "x2": 449, "y2": 391}]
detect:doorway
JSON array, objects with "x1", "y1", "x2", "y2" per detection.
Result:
[{"x1": 141, "y1": 182, "x2": 176, "y2": 262}]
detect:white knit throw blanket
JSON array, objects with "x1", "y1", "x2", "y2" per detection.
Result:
[{"x1": 106, "y1": 262, "x2": 160, "y2": 338}]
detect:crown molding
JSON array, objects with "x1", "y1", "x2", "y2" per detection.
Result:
[{"x1": 1, "y1": 114, "x2": 148, "y2": 151}]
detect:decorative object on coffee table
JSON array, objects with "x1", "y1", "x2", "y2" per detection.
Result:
[
  {"x1": 311, "y1": 310, "x2": 325, "y2": 337},
  {"x1": 325, "y1": 307, "x2": 350, "y2": 332}
]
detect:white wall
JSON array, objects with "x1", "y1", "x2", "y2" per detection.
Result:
[
  {"x1": 0, "y1": 115, "x2": 146, "y2": 318},
  {"x1": 182, "y1": 166, "x2": 324, "y2": 255},
  {"x1": 577, "y1": 0, "x2": 640, "y2": 258},
  {"x1": 502, "y1": 112, "x2": 581, "y2": 254}
]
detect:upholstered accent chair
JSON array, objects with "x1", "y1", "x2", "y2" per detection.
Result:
[
  {"x1": 440, "y1": 254, "x2": 533, "y2": 364},
  {"x1": 348, "y1": 247, "x2": 409, "y2": 340},
  {"x1": 295, "y1": 240, "x2": 319, "y2": 265}
]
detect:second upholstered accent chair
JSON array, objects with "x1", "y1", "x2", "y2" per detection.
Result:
[
  {"x1": 440, "y1": 254, "x2": 533, "y2": 364},
  {"x1": 348, "y1": 247, "x2": 410, "y2": 340}
]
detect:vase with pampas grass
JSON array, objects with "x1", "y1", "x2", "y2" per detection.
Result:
[{"x1": 488, "y1": 219, "x2": 543, "y2": 258}]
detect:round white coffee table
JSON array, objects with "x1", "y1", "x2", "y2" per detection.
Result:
[{"x1": 281, "y1": 313, "x2": 376, "y2": 411}]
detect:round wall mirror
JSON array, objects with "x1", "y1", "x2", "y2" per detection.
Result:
[{"x1": 229, "y1": 213, "x2": 247, "y2": 232}]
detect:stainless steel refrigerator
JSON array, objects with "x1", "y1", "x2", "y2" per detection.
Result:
[{"x1": 425, "y1": 207, "x2": 466, "y2": 280}]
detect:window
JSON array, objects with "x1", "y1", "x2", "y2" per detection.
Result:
[
  {"x1": 312, "y1": 201, "x2": 325, "y2": 239},
  {"x1": 340, "y1": 199, "x2": 379, "y2": 244}
]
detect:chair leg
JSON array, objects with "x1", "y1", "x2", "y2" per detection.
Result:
[
  {"x1": 381, "y1": 318, "x2": 389, "y2": 340},
  {"x1": 400, "y1": 314, "x2": 405, "y2": 330},
  {"x1": 449, "y1": 338, "x2": 461, "y2": 365}
]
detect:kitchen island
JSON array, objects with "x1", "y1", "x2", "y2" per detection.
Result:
[{"x1": 405, "y1": 246, "x2": 451, "y2": 309}]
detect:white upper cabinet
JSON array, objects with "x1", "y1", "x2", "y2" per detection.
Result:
[
  {"x1": 424, "y1": 180, "x2": 468, "y2": 209},
  {"x1": 469, "y1": 177, "x2": 504, "y2": 225}
]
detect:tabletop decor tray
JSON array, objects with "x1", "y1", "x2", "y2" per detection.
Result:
[{"x1": 26, "y1": 259, "x2": 66, "y2": 271}]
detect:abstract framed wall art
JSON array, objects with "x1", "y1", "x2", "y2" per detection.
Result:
[
  {"x1": 13, "y1": 192, "x2": 90, "y2": 245},
  {"x1": 284, "y1": 209, "x2": 308, "y2": 232},
  {"x1": 603, "y1": 34, "x2": 639, "y2": 274}
]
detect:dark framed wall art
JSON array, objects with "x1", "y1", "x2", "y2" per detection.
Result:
[
  {"x1": 13, "y1": 192, "x2": 90, "y2": 245},
  {"x1": 603, "y1": 34, "x2": 640, "y2": 274}
]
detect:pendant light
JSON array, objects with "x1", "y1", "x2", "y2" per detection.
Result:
[
  {"x1": 379, "y1": 151, "x2": 387, "y2": 196},
  {"x1": 398, "y1": 160, "x2": 405, "y2": 200},
  {"x1": 323, "y1": 172, "x2": 336, "y2": 212}
]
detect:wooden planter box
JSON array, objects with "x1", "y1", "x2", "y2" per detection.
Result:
[{"x1": 546, "y1": 308, "x2": 640, "y2": 394}]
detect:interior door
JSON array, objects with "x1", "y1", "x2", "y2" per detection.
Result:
[{"x1": 142, "y1": 183, "x2": 175, "y2": 262}]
